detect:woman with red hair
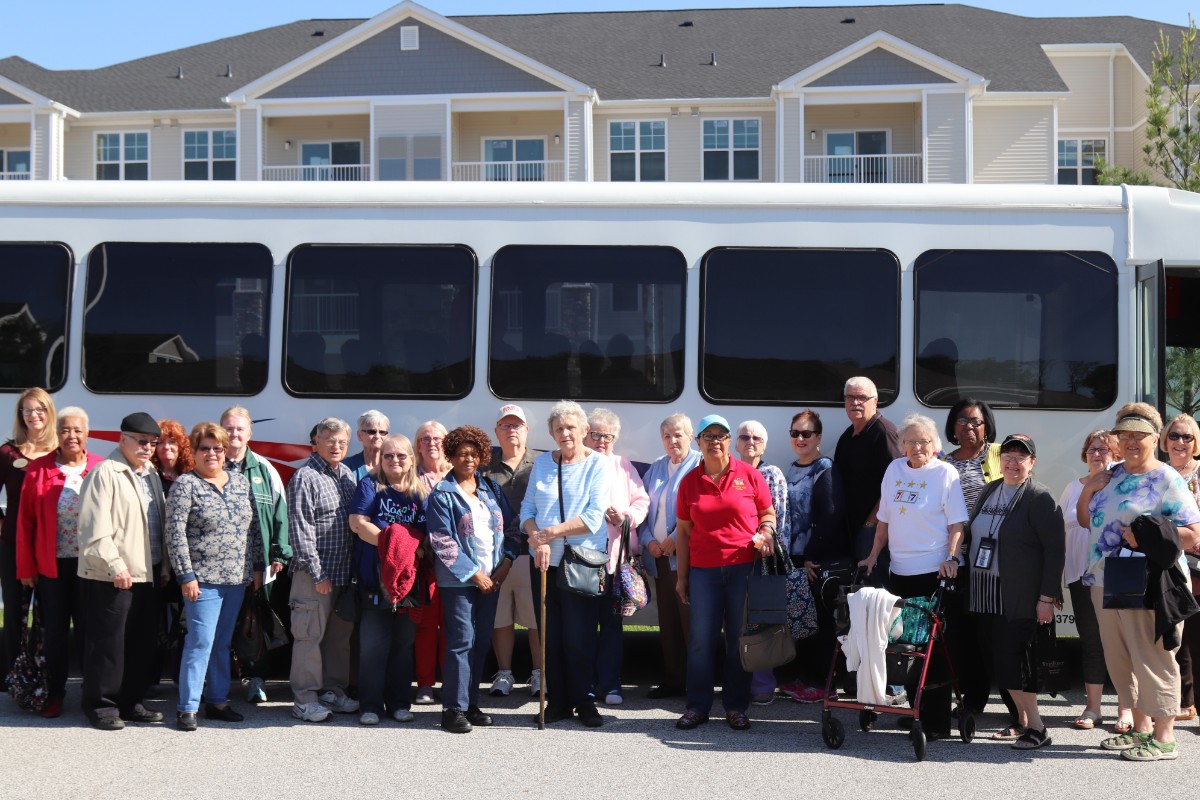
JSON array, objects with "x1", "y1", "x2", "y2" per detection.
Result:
[{"x1": 153, "y1": 419, "x2": 194, "y2": 494}]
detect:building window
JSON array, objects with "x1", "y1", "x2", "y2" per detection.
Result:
[
  {"x1": 184, "y1": 130, "x2": 237, "y2": 180},
  {"x1": 96, "y1": 132, "x2": 149, "y2": 180},
  {"x1": 1057, "y1": 139, "x2": 1105, "y2": 185},
  {"x1": 0, "y1": 243, "x2": 72, "y2": 391},
  {"x1": 1, "y1": 149, "x2": 31, "y2": 178},
  {"x1": 483, "y1": 138, "x2": 546, "y2": 181},
  {"x1": 703, "y1": 119, "x2": 759, "y2": 181},
  {"x1": 378, "y1": 135, "x2": 443, "y2": 181},
  {"x1": 609, "y1": 121, "x2": 666, "y2": 181},
  {"x1": 300, "y1": 141, "x2": 364, "y2": 181}
]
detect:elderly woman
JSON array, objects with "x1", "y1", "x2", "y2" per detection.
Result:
[
  {"x1": 638, "y1": 412, "x2": 701, "y2": 700},
  {"x1": 1162, "y1": 414, "x2": 1200, "y2": 725},
  {"x1": 165, "y1": 422, "x2": 262, "y2": 731},
  {"x1": 966, "y1": 434, "x2": 1065, "y2": 750},
  {"x1": 0, "y1": 388, "x2": 57, "y2": 687},
  {"x1": 588, "y1": 408, "x2": 650, "y2": 706},
  {"x1": 348, "y1": 434, "x2": 427, "y2": 726},
  {"x1": 1060, "y1": 429, "x2": 1127, "y2": 732},
  {"x1": 15, "y1": 406, "x2": 102, "y2": 718},
  {"x1": 675, "y1": 414, "x2": 776, "y2": 731},
  {"x1": 779, "y1": 409, "x2": 845, "y2": 705},
  {"x1": 413, "y1": 419, "x2": 451, "y2": 705},
  {"x1": 522, "y1": 400, "x2": 610, "y2": 728},
  {"x1": 427, "y1": 426, "x2": 518, "y2": 733},
  {"x1": 735, "y1": 419, "x2": 789, "y2": 706},
  {"x1": 152, "y1": 420, "x2": 194, "y2": 495},
  {"x1": 860, "y1": 413, "x2": 968, "y2": 740},
  {"x1": 1079, "y1": 402, "x2": 1200, "y2": 762}
]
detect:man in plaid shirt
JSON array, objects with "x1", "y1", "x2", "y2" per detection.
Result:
[{"x1": 287, "y1": 417, "x2": 358, "y2": 722}]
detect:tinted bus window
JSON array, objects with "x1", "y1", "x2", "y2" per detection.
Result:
[
  {"x1": 490, "y1": 245, "x2": 686, "y2": 402},
  {"x1": 0, "y1": 243, "x2": 72, "y2": 392},
  {"x1": 701, "y1": 248, "x2": 900, "y2": 405},
  {"x1": 914, "y1": 250, "x2": 1117, "y2": 409},
  {"x1": 285, "y1": 245, "x2": 475, "y2": 398},
  {"x1": 84, "y1": 243, "x2": 271, "y2": 395}
]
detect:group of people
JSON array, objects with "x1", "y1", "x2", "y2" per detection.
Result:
[{"x1": 0, "y1": 380, "x2": 1197, "y2": 757}]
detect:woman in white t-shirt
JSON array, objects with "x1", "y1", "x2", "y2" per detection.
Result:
[{"x1": 860, "y1": 412, "x2": 968, "y2": 741}]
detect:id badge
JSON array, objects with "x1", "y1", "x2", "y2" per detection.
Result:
[{"x1": 975, "y1": 537, "x2": 996, "y2": 570}]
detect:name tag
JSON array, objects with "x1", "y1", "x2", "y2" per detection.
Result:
[{"x1": 733, "y1": 478, "x2": 745, "y2": 490}]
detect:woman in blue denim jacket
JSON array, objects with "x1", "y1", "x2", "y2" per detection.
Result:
[{"x1": 426, "y1": 425, "x2": 520, "y2": 733}]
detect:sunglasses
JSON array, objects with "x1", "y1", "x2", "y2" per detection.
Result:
[
  {"x1": 362, "y1": 428, "x2": 388, "y2": 437},
  {"x1": 789, "y1": 429, "x2": 818, "y2": 439},
  {"x1": 1169, "y1": 432, "x2": 1196, "y2": 443},
  {"x1": 737, "y1": 434, "x2": 764, "y2": 444}
]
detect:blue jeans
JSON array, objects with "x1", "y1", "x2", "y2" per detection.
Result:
[
  {"x1": 596, "y1": 579, "x2": 623, "y2": 696},
  {"x1": 178, "y1": 583, "x2": 244, "y2": 712},
  {"x1": 686, "y1": 561, "x2": 754, "y2": 716},
  {"x1": 441, "y1": 585, "x2": 500, "y2": 712},
  {"x1": 358, "y1": 597, "x2": 417, "y2": 715}
]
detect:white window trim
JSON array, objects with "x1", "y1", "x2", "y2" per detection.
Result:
[
  {"x1": 701, "y1": 116, "x2": 762, "y2": 182},
  {"x1": 607, "y1": 119, "x2": 668, "y2": 182},
  {"x1": 182, "y1": 129, "x2": 237, "y2": 181},
  {"x1": 1056, "y1": 137, "x2": 1107, "y2": 185},
  {"x1": 297, "y1": 139, "x2": 366, "y2": 163},
  {"x1": 0, "y1": 146, "x2": 32, "y2": 176},
  {"x1": 477, "y1": 135, "x2": 549, "y2": 161},
  {"x1": 95, "y1": 131, "x2": 150, "y2": 180}
]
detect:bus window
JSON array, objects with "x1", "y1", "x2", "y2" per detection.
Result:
[
  {"x1": 700, "y1": 248, "x2": 900, "y2": 405},
  {"x1": 0, "y1": 243, "x2": 72, "y2": 392},
  {"x1": 284, "y1": 244, "x2": 476, "y2": 398},
  {"x1": 83, "y1": 243, "x2": 272, "y2": 395},
  {"x1": 489, "y1": 245, "x2": 686, "y2": 402},
  {"x1": 914, "y1": 250, "x2": 1117, "y2": 409}
]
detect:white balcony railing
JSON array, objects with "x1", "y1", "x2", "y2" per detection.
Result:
[
  {"x1": 802, "y1": 154, "x2": 923, "y2": 184},
  {"x1": 0, "y1": 171, "x2": 31, "y2": 180},
  {"x1": 451, "y1": 160, "x2": 565, "y2": 182},
  {"x1": 261, "y1": 164, "x2": 372, "y2": 182}
]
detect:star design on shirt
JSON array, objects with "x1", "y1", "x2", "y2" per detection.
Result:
[
  {"x1": 920, "y1": 482, "x2": 928, "y2": 489},
  {"x1": 907, "y1": 481, "x2": 916, "y2": 488},
  {"x1": 899, "y1": 507, "x2": 907, "y2": 514},
  {"x1": 895, "y1": 480, "x2": 902, "y2": 487}
]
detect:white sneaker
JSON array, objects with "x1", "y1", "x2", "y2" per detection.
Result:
[
  {"x1": 414, "y1": 686, "x2": 436, "y2": 705},
  {"x1": 292, "y1": 702, "x2": 332, "y2": 722},
  {"x1": 319, "y1": 690, "x2": 360, "y2": 713},
  {"x1": 605, "y1": 690, "x2": 624, "y2": 706},
  {"x1": 359, "y1": 711, "x2": 380, "y2": 725},
  {"x1": 490, "y1": 670, "x2": 515, "y2": 696},
  {"x1": 529, "y1": 669, "x2": 542, "y2": 696},
  {"x1": 245, "y1": 677, "x2": 267, "y2": 704},
  {"x1": 392, "y1": 708, "x2": 415, "y2": 723}
]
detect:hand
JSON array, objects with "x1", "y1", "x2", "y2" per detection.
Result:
[
  {"x1": 804, "y1": 560, "x2": 819, "y2": 581},
  {"x1": 492, "y1": 560, "x2": 512, "y2": 587},
  {"x1": 1083, "y1": 469, "x2": 1113, "y2": 494},
  {"x1": 857, "y1": 555, "x2": 877, "y2": 576},
  {"x1": 661, "y1": 537, "x2": 676, "y2": 557},
  {"x1": 534, "y1": 544, "x2": 551, "y2": 572},
  {"x1": 1036, "y1": 600, "x2": 1055, "y2": 625},
  {"x1": 604, "y1": 507, "x2": 624, "y2": 526},
  {"x1": 314, "y1": 579, "x2": 332, "y2": 595},
  {"x1": 753, "y1": 531, "x2": 774, "y2": 556},
  {"x1": 180, "y1": 579, "x2": 200, "y2": 602},
  {"x1": 647, "y1": 540, "x2": 663, "y2": 559},
  {"x1": 675, "y1": 576, "x2": 690, "y2": 605},
  {"x1": 529, "y1": 529, "x2": 549, "y2": 548},
  {"x1": 471, "y1": 572, "x2": 495, "y2": 593},
  {"x1": 253, "y1": 571, "x2": 263, "y2": 591},
  {"x1": 938, "y1": 560, "x2": 959, "y2": 580},
  {"x1": 19, "y1": 576, "x2": 36, "y2": 588},
  {"x1": 113, "y1": 570, "x2": 133, "y2": 590},
  {"x1": 269, "y1": 561, "x2": 284, "y2": 575},
  {"x1": 1118, "y1": 524, "x2": 1139, "y2": 550}
]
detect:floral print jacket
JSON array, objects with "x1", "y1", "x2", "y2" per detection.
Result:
[{"x1": 166, "y1": 471, "x2": 262, "y2": 585}]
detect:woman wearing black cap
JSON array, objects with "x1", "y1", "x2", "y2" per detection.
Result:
[{"x1": 965, "y1": 433, "x2": 1064, "y2": 750}]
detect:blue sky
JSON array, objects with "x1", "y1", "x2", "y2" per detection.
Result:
[{"x1": 8, "y1": 1, "x2": 1195, "y2": 70}]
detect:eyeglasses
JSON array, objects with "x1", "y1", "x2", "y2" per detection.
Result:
[
  {"x1": 497, "y1": 422, "x2": 525, "y2": 431},
  {"x1": 362, "y1": 428, "x2": 388, "y2": 437},
  {"x1": 789, "y1": 429, "x2": 818, "y2": 440},
  {"x1": 737, "y1": 434, "x2": 764, "y2": 444},
  {"x1": 1116, "y1": 431, "x2": 1151, "y2": 441},
  {"x1": 20, "y1": 406, "x2": 48, "y2": 418},
  {"x1": 418, "y1": 436, "x2": 444, "y2": 445},
  {"x1": 1169, "y1": 432, "x2": 1196, "y2": 443},
  {"x1": 382, "y1": 452, "x2": 409, "y2": 461},
  {"x1": 1000, "y1": 452, "x2": 1031, "y2": 464},
  {"x1": 844, "y1": 394, "x2": 875, "y2": 405},
  {"x1": 903, "y1": 439, "x2": 933, "y2": 448},
  {"x1": 699, "y1": 433, "x2": 730, "y2": 443},
  {"x1": 1086, "y1": 446, "x2": 1111, "y2": 455},
  {"x1": 589, "y1": 432, "x2": 615, "y2": 443},
  {"x1": 123, "y1": 434, "x2": 159, "y2": 449},
  {"x1": 319, "y1": 438, "x2": 349, "y2": 448},
  {"x1": 956, "y1": 418, "x2": 986, "y2": 428},
  {"x1": 197, "y1": 445, "x2": 225, "y2": 454}
]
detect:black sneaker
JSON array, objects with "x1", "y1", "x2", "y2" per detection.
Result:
[
  {"x1": 465, "y1": 706, "x2": 493, "y2": 727},
  {"x1": 534, "y1": 705, "x2": 574, "y2": 725},
  {"x1": 176, "y1": 712, "x2": 198, "y2": 732},
  {"x1": 204, "y1": 703, "x2": 245, "y2": 722},
  {"x1": 577, "y1": 702, "x2": 603, "y2": 728},
  {"x1": 441, "y1": 709, "x2": 473, "y2": 734},
  {"x1": 89, "y1": 712, "x2": 125, "y2": 731},
  {"x1": 120, "y1": 704, "x2": 163, "y2": 723}
]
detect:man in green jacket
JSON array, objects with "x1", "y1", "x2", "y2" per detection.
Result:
[{"x1": 222, "y1": 406, "x2": 291, "y2": 704}]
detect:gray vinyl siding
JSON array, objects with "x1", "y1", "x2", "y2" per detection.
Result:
[
  {"x1": 782, "y1": 97, "x2": 802, "y2": 182},
  {"x1": 809, "y1": 49, "x2": 954, "y2": 87},
  {"x1": 151, "y1": 127, "x2": 181, "y2": 180},
  {"x1": 566, "y1": 100, "x2": 586, "y2": 181},
  {"x1": 925, "y1": 92, "x2": 967, "y2": 183},
  {"x1": 239, "y1": 108, "x2": 259, "y2": 181},
  {"x1": 972, "y1": 104, "x2": 1053, "y2": 184},
  {"x1": 32, "y1": 115, "x2": 49, "y2": 180},
  {"x1": 263, "y1": 21, "x2": 562, "y2": 99}
]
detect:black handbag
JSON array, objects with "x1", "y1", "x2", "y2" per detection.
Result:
[
  {"x1": 551, "y1": 454, "x2": 608, "y2": 597},
  {"x1": 1103, "y1": 548, "x2": 1149, "y2": 609},
  {"x1": 738, "y1": 602, "x2": 796, "y2": 671},
  {"x1": 333, "y1": 578, "x2": 361, "y2": 622},
  {"x1": 1034, "y1": 619, "x2": 1071, "y2": 696},
  {"x1": 746, "y1": 534, "x2": 790, "y2": 625},
  {"x1": 234, "y1": 588, "x2": 289, "y2": 665}
]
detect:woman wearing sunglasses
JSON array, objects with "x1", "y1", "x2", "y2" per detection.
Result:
[{"x1": 1162, "y1": 414, "x2": 1200, "y2": 725}]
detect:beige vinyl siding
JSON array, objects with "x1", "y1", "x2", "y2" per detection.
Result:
[
  {"x1": 782, "y1": 97, "x2": 802, "y2": 182},
  {"x1": 0, "y1": 123, "x2": 29, "y2": 150},
  {"x1": 374, "y1": 103, "x2": 445, "y2": 179},
  {"x1": 665, "y1": 113, "x2": 700, "y2": 182},
  {"x1": 239, "y1": 109, "x2": 259, "y2": 181},
  {"x1": 1048, "y1": 55, "x2": 1111, "y2": 130},
  {"x1": 151, "y1": 127, "x2": 181, "y2": 180},
  {"x1": 803, "y1": 103, "x2": 921, "y2": 156},
  {"x1": 972, "y1": 104, "x2": 1053, "y2": 184},
  {"x1": 31, "y1": 116, "x2": 49, "y2": 180},
  {"x1": 595, "y1": 109, "x2": 774, "y2": 182},
  {"x1": 565, "y1": 100, "x2": 586, "y2": 182},
  {"x1": 1113, "y1": 128, "x2": 1134, "y2": 170},
  {"x1": 451, "y1": 110, "x2": 561, "y2": 163},
  {"x1": 925, "y1": 93, "x2": 966, "y2": 183},
  {"x1": 1113, "y1": 55, "x2": 1145, "y2": 129},
  {"x1": 262, "y1": 115, "x2": 371, "y2": 168},
  {"x1": 62, "y1": 125, "x2": 151, "y2": 181}
]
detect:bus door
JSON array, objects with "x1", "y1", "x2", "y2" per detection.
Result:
[{"x1": 1136, "y1": 260, "x2": 1165, "y2": 417}]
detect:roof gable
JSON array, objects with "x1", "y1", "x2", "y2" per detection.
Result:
[
  {"x1": 808, "y1": 47, "x2": 955, "y2": 88},
  {"x1": 782, "y1": 31, "x2": 984, "y2": 91}
]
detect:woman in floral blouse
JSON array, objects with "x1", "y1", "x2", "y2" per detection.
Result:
[{"x1": 165, "y1": 422, "x2": 261, "y2": 732}]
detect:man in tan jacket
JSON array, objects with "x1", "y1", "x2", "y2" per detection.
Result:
[{"x1": 77, "y1": 412, "x2": 166, "y2": 730}]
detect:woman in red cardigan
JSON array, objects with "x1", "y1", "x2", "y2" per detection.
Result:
[{"x1": 17, "y1": 406, "x2": 104, "y2": 718}]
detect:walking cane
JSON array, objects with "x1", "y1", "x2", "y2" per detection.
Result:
[{"x1": 538, "y1": 566, "x2": 548, "y2": 730}]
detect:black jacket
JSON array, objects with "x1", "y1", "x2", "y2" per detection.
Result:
[{"x1": 1130, "y1": 514, "x2": 1199, "y2": 650}]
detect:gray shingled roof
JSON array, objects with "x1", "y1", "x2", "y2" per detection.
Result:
[{"x1": 0, "y1": 4, "x2": 1186, "y2": 112}]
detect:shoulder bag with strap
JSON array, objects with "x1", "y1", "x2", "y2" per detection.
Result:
[
  {"x1": 553, "y1": 453, "x2": 608, "y2": 597},
  {"x1": 614, "y1": 515, "x2": 652, "y2": 616}
]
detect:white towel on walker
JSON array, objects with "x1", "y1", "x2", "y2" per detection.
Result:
[{"x1": 838, "y1": 586, "x2": 902, "y2": 706}]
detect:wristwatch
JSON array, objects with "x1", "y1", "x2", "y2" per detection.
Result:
[{"x1": 944, "y1": 556, "x2": 962, "y2": 565}]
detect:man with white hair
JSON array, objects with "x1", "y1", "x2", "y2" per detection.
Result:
[
  {"x1": 343, "y1": 409, "x2": 390, "y2": 482},
  {"x1": 833, "y1": 377, "x2": 900, "y2": 587}
]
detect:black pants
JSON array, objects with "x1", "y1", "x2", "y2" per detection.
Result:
[
  {"x1": 0, "y1": 536, "x2": 23, "y2": 682},
  {"x1": 81, "y1": 579, "x2": 156, "y2": 718},
  {"x1": 529, "y1": 560, "x2": 605, "y2": 712},
  {"x1": 974, "y1": 612, "x2": 1021, "y2": 725},
  {"x1": 887, "y1": 571, "x2": 953, "y2": 737},
  {"x1": 37, "y1": 558, "x2": 86, "y2": 699}
]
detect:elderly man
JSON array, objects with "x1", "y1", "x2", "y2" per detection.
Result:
[
  {"x1": 221, "y1": 406, "x2": 291, "y2": 704},
  {"x1": 287, "y1": 417, "x2": 358, "y2": 722},
  {"x1": 833, "y1": 376, "x2": 900, "y2": 587},
  {"x1": 482, "y1": 403, "x2": 542, "y2": 697},
  {"x1": 77, "y1": 412, "x2": 167, "y2": 731},
  {"x1": 342, "y1": 409, "x2": 390, "y2": 482}
]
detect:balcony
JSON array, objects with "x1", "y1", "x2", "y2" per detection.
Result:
[
  {"x1": 0, "y1": 171, "x2": 31, "y2": 180},
  {"x1": 802, "y1": 154, "x2": 923, "y2": 184},
  {"x1": 451, "y1": 160, "x2": 564, "y2": 182},
  {"x1": 262, "y1": 164, "x2": 372, "y2": 181}
]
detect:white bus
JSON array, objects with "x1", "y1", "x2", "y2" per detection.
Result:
[{"x1": 1, "y1": 181, "x2": 1197, "y2": 631}]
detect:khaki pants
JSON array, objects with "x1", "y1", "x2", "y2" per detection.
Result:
[
  {"x1": 1091, "y1": 585, "x2": 1183, "y2": 719},
  {"x1": 289, "y1": 571, "x2": 353, "y2": 706}
]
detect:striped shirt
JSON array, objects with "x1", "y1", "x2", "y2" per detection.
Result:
[
  {"x1": 519, "y1": 451, "x2": 610, "y2": 567},
  {"x1": 134, "y1": 465, "x2": 164, "y2": 565},
  {"x1": 287, "y1": 453, "x2": 356, "y2": 586}
]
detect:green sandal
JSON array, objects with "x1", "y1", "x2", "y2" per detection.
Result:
[
  {"x1": 1101, "y1": 731, "x2": 1153, "y2": 751},
  {"x1": 1121, "y1": 740, "x2": 1178, "y2": 761}
]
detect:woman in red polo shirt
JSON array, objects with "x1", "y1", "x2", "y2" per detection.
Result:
[{"x1": 674, "y1": 414, "x2": 776, "y2": 731}]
